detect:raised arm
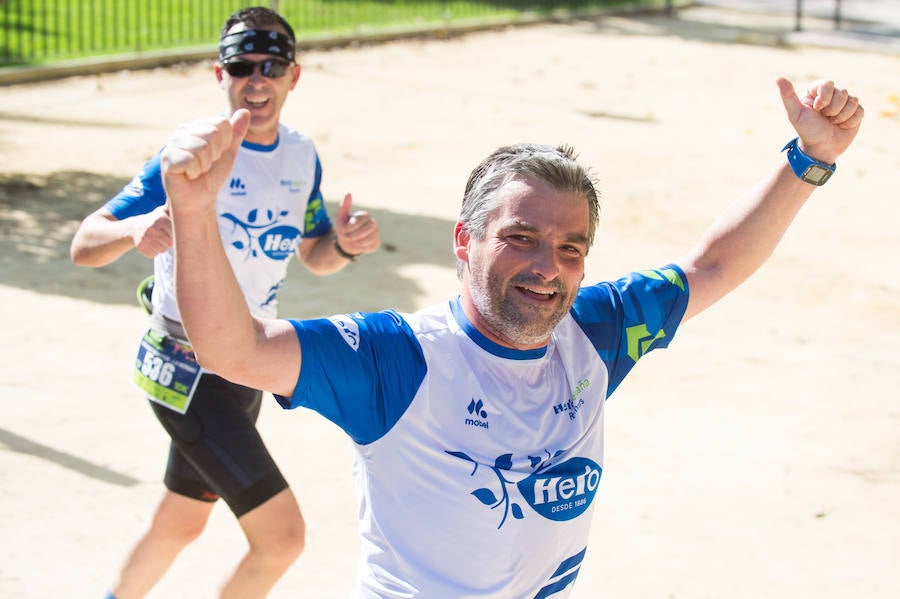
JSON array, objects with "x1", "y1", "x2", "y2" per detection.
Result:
[
  {"x1": 678, "y1": 77, "x2": 864, "y2": 321},
  {"x1": 162, "y1": 110, "x2": 302, "y2": 397}
]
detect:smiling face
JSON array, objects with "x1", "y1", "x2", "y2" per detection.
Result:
[
  {"x1": 455, "y1": 174, "x2": 591, "y2": 350},
  {"x1": 214, "y1": 24, "x2": 300, "y2": 145}
]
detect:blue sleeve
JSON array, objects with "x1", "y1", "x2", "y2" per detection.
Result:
[
  {"x1": 104, "y1": 151, "x2": 167, "y2": 219},
  {"x1": 302, "y1": 154, "x2": 333, "y2": 238},
  {"x1": 571, "y1": 264, "x2": 689, "y2": 398},
  {"x1": 275, "y1": 310, "x2": 427, "y2": 445}
]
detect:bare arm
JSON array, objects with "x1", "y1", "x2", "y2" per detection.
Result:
[
  {"x1": 297, "y1": 193, "x2": 381, "y2": 275},
  {"x1": 69, "y1": 205, "x2": 172, "y2": 266},
  {"x1": 678, "y1": 77, "x2": 864, "y2": 321},
  {"x1": 162, "y1": 111, "x2": 301, "y2": 397}
]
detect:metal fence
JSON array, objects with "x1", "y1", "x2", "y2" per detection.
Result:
[{"x1": 0, "y1": 1, "x2": 665, "y2": 67}]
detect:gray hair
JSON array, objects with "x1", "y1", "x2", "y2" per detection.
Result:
[{"x1": 457, "y1": 143, "x2": 600, "y2": 277}]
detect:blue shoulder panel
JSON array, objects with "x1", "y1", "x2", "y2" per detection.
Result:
[
  {"x1": 277, "y1": 310, "x2": 427, "y2": 445},
  {"x1": 571, "y1": 264, "x2": 689, "y2": 398}
]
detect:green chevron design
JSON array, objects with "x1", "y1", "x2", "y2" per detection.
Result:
[
  {"x1": 625, "y1": 324, "x2": 666, "y2": 363},
  {"x1": 637, "y1": 267, "x2": 685, "y2": 291}
]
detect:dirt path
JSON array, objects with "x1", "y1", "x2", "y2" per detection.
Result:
[{"x1": 1, "y1": 6, "x2": 898, "y2": 598}]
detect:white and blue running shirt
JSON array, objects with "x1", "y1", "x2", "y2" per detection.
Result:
[
  {"x1": 278, "y1": 266, "x2": 690, "y2": 598},
  {"x1": 105, "y1": 124, "x2": 332, "y2": 321}
]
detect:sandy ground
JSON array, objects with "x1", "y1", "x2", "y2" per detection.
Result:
[{"x1": 1, "y1": 6, "x2": 898, "y2": 599}]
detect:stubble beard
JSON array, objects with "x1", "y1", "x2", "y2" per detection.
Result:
[{"x1": 469, "y1": 269, "x2": 572, "y2": 349}]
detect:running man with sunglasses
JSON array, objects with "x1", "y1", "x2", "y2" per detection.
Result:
[{"x1": 70, "y1": 7, "x2": 380, "y2": 599}]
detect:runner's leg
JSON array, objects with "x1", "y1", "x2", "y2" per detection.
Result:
[
  {"x1": 110, "y1": 490, "x2": 214, "y2": 599},
  {"x1": 219, "y1": 487, "x2": 305, "y2": 599},
  {"x1": 148, "y1": 373, "x2": 304, "y2": 597}
]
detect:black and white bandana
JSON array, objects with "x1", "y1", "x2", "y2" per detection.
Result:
[{"x1": 219, "y1": 29, "x2": 295, "y2": 63}]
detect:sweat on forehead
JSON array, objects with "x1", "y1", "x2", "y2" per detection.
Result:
[{"x1": 219, "y1": 29, "x2": 295, "y2": 63}]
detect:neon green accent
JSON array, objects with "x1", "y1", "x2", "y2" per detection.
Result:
[
  {"x1": 625, "y1": 324, "x2": 666, "y2": 363},
  {"x1": 637, "y1": 267, "x2": 685, "y2": 291},
  {"x1": 143, "y1": 329, "x2": 166, "y2": 351},
  {"x1": 132, "y1": 369, "x2": 189, "y2": 412},
  {"x1": 136, "y1": 275, "x2": 155, "y2": 314},
  {"x1": 637, "y1": 269, "x2": 663, "y2": 281},
  {"x1": 659, "y1": 267, "x2": 685, "y2": 291},
  {"x1": 304, "y1": 196, "x2": 324, "y2": 234}
]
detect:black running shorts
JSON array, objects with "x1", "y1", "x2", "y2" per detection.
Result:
[{"x1": 149, "y1": 373, "x2": 289, "y2": 518}]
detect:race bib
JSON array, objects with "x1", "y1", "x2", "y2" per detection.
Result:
[{"x1": 132, "y1": 329, "x2": 202, "y2": 414}]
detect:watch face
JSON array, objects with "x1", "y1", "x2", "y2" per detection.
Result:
[{"x1": 802, "y1": 164, "x2": 833, "y2": 185}]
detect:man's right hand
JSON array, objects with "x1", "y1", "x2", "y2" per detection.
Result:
[{"x1": 161, "y1": 109, "x2": 250, "y2": 216}]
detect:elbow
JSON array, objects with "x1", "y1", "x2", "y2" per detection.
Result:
[
  {"x1": 70, "y1": 251, "x2": 111, "y2": 268},
  {"x1": 70, "y1": 246, "x2": 89, "y2": 266},
  {"x1": 69, "y1": 243, "x2": 90, "y2": 267},
  {"x1": 192, "y1": 349, "x2": 228, "y2": 374},
  {"x1": 185, "y1": 320, "x2": 269, "y2": 388},
  {"x1": 192, "y1": 350, "x2": 214, "y2": 371},
  {"x1": 69, "y1": 240, "x2": 111, "y2": 268},
  {"x1": 69, "y1": 219, "x2": 98, "y2": 266},
  {"x1": 306, "y1": 263, "x2": 341, "y2": 277},
  {"x1": 192, "y1": 349, "x2": 250, "y2": 386}
]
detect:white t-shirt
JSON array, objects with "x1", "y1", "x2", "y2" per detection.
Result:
[
  {"x1": 105, "y1": 123, "x2": 332, "y2": 321},
  {"x1": 279, "y1": 266, "x2": 690, "y2": 598}
]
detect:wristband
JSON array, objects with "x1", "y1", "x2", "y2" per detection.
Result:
[
  {"x1": 781, "y1": 137, "x2": 835, "y2": 186},
  {"x1": 334, "y1": 239, "x2": 360, "y2": 261}
]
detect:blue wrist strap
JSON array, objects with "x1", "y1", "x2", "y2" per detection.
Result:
[{"x1": 781, "y1": 137, "x2": 836, "y2": 180}]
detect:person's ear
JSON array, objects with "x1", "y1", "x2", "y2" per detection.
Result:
[
  {"x1": 453, "y1": 222, "x2": 469, "y2": 263},
  {"x1": 289, "y1": 63, "x2": 301, "y2": 90},
  {"x1": 214, "y1": 63, "x2": 225, "y2": 85}
]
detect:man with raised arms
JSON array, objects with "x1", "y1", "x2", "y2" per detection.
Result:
[{"x1": 161, "y1": 77, "x2": 862, "y2": 598}]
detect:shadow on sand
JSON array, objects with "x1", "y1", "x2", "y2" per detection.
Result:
[{"x1": 0, "y1": 170, "x2": 458, "y2": 316}]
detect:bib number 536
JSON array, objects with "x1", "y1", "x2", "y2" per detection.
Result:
[
  {"x1": 141, "y1": 352, "x2": 176, "y2": 387},
  {"x1": 132, "y1": 329, "x2": 201, "y2": 414}
]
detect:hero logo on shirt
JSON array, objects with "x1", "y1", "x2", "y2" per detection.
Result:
[
  {"x1": 328, "y1": 315, "x2": 360, "y2": 351},
  {"x1": 516, "y1": 457, "x2": 601, "y2": 521},
  {"x1": 446, "y1": 450, "x2": 601, "y2": 528},
  {"x1": 220, "y1": 208, "x2": 300, "y2": 261},
  {"x1": 259, "y1": 226, "x2": 301, "y2": 260}
]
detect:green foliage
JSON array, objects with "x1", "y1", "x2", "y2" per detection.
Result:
[{"x1": 0, "y1": 1, "x2": 675, "y2": 66}]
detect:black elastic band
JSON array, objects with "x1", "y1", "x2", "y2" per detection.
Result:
[{"x1": 334, "y1": 239, "x2": 360, "y2": 261}]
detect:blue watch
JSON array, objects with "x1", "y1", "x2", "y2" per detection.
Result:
[{"x1": 781, "y1": 137, "x2": 835, "y2": 186}]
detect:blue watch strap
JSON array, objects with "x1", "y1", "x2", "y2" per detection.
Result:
[{"x1": 781, "y1": 137, "x2": 836, "y2": 184}]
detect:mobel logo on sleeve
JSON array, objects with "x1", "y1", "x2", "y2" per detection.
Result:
[{"x1": 782, "y1": 137, "x2": 836, "y2": 186}]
